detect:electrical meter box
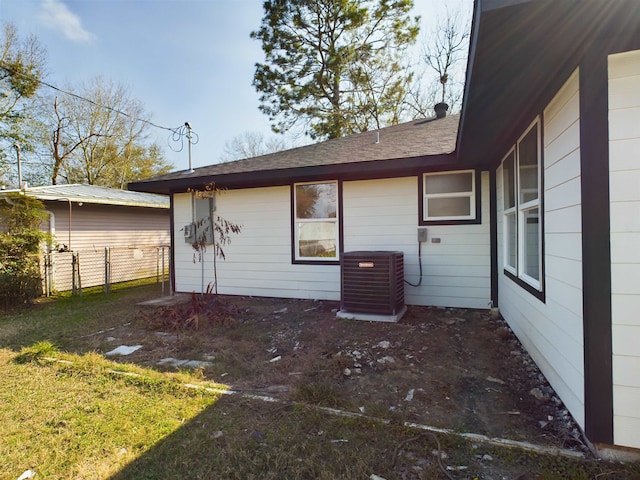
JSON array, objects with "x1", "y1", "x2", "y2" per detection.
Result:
[{"x1": 183, "y1": 223, "x2": 195, "y2": 243}]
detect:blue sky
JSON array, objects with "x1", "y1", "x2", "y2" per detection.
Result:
[{"x1": 0, "y1": 0, "x2": 471, "y2": 171}]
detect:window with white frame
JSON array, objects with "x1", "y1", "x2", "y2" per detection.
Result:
[
  {"x1": 294, "y1": 181, "x2": 338, "y2": 261},
  {"x1": 503, "y1": 150, "x2": 517, "y2": 272},
  {"x1": 422, "y1": 170, "x2": 476, "y2": 221},
  {"x1": 502, "y1": 118, "x2": 542, "y2": 291}
]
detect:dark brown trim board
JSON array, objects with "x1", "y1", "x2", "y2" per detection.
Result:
[
  {"x1": 579, "y1": 49, "x2": 613, "y2": 444},
  {"x1": 538, "y1": 110, "x2": 546, "y2": 298},
  {"x1": 489, "y1": 168, "x2": 498, "y2": 308},
  {"x1": 337, "y1": 179, "x2": 345, "y2": 259},
  {"x1": 503, "y1": 269, "x2": 545, "y2": 303},
  {"x1": 169, "y1": 195, "x2": 176, "y2": 295},
  {"x1": 289, "y1": 185, "x2": 295, "y2": 264},
  {"x1": 130, "y1": 153, "x2": 459, "y2": 196}
]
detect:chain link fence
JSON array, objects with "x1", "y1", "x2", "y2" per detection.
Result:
[{"x1": 42, "y1": 245, "x2": 170, "y2": 296}]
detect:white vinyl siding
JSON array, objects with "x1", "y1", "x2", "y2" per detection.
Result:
[
  {"x1": 609, "y1": 49, "x2": 640, "y2": 450},
  {"x1": 173, "y1": 187, "x2": 341, "y2": 300},
  {"x1": 343, "y1": 176, "x2": 490, "y2": 309},
  {"x1": 46, "y1": 203, "x2": 169, "y2": 251},
  {"x1": 497, "y1": 69, "x2": 585, "y2": 428},
  {"x1": 173, "y1": 175, "x2": 491, "y2": 309}
]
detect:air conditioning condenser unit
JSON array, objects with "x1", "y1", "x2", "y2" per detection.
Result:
[{"x1": 337, "y1": 251, "x2": 406, "y2": 322}]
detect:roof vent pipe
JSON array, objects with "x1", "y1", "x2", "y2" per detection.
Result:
[
  {"x1": 375, "y1": 130, "x2": 379, "y2": 144},
  {"x1": 434, "y1": 102, "x2": 449, "y2": 119}
]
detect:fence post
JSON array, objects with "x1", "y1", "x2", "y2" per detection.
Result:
[
  {"x1": 72, "y1": 252, "x2": 77, "y2": 295},
  {"x1": 104, "y1": 247, "x2": 111, "y2": 294},
  {"x1": 72, "y1": 252, "x2": 82, "y2": 296},
  {"x1": 161, "y1": 246, "x2": 166, "y2": 296},
  {"x1": 169, "y1": 246, "x2": 174, "y2": 296}
]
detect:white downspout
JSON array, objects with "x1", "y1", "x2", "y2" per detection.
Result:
[{"x1": 43, "y1": 210, "x2": 56, "y2": 296}]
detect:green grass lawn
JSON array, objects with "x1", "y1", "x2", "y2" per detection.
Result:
[
  {"x1": 0, "y1": 281, "x2": 164, "y2": 352},
  {"x1": 1, "y1": 284, "x2": 639, "y2": 479},
  {"x1": 0, "y1": 345, "x2": 222, "y2": 479}
]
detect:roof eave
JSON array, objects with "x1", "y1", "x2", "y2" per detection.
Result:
[
  {"x1": 458, "y1": 0, "x2": 640, "y2": 167},
  {"x1": 0, "y1": 188, "x2": 169, "y2": 209},
  {"x1": 129, "y1": 152, "x2": 459, "y2": 195},
  {"x1": 36, "y1": 196, "x2": 169, "y2": 209}
]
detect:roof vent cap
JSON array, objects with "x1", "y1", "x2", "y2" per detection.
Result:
[{"x1": 434, "y1": 102, "x2": 449, "y2": 119}]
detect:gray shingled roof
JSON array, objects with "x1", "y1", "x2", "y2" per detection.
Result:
[
  {"x1": 136, "y1": 114, "x2": 459, "y2": 184},
  {"x1": 1, "y1": 184, "x2": 169, "y2": 208}
]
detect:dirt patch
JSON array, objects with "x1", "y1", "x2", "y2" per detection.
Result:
[{"x1": 88, "y1": 295, "x2": 586, "y2": 454}]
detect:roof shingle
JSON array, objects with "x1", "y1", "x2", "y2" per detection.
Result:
[{"x1": 134, "y1": 114, "x2": 459, "y2": 186}]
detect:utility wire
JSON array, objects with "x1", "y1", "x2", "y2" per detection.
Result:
[
  {"x1": 0, "y1": 61, "x2": 197, "y2": 149},
  {"x1": 168, "y1": 123, "x2": 199, "y2": 153},
  {"x1": 40, "y1": 77, "x2": 177, "y2": 134}
]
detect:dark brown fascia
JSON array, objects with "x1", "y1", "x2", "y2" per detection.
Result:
[{"x1": 129, "y1": 152, "x2": 468, "y2": 195}]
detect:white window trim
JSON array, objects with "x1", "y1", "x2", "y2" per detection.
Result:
[
  {"x1": 502, "y1": 118, "x2": 542, "y2": 291},
  {"x1": 293, "y1": 180, "x2": 339, "y2": 262},
  {"x1": 422, "y1": 170, "x2": 476, "y2": 222},
  {"x1": 518, "y1": 205, "x2": 541, "y2": 289},
  {"x1": 503, "y1": 217, "x2": 517, "y2": 276},
  {"x1": 502, "y1": 147, "x2": 517, "y2": 275}
]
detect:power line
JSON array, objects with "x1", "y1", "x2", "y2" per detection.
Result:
[
  {"x1": 168, "y1": 122, "x2": 199, "y2": 153},
  {"x1": 40, "y1": 77, "x2": 178, "y2": 133},
  {"x1": 0, "y1": 61, "x2": 198, "y2": 148}
]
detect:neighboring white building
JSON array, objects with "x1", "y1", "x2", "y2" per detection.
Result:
[
  {"x1": 130, "y1": 0, "x2": 640, "y2": 456},
  {"x1": 1, "y1": 184, "x2": 170, "y2": 291}
]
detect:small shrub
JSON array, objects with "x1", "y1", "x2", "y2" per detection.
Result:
[
  {"x1": 139, "y1": 292, "x2": 237, "y2": 332},
  {"x1": 0, "y1": 194, "x2": 50, "y2": 308}
]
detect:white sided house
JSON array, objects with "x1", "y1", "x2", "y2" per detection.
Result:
[
  {"x1": 163, "y1": 115, "x2": 489, "y2": 310},
  {"x1": 133, "y1": 115, "x2": 491, "y2": 310},
  {"x1": 130, "y1": 0, "x2": 640, "y2": 457}
]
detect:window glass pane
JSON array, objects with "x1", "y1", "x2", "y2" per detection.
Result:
[
  {"x1": 427, "y1": 197, "x2": 471, "y2": 217},
  {"x1": 298, "y1": 222, "x2": 336, "y2": 258},
  {"x1": 522, "y1": 208, "x2": 540, "y2": 281},
  {"x1": 518, "y1": 124, "x2": 539, "y2": 204},
  {"x1": 505, "y1": 212, "x2": 517, "y2": 269},
  {"x1": 503, "y1": 152, "x2": 515, "y2": 209},
  {"x1": 425, "y1": 172, "x2": 473, "y2": 195},
  {"x1": 296, "y1": 183, "x2": 336, "y2": 219}
]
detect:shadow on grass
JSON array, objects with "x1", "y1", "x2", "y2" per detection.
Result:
[
  {"x1": 4, "y1": 288, "x2": 640, "y2": 479},
  {"x1": 107, "y1": 396, "x2": 409, "y2": 480},
  {"x1": 108, "y1": 394, "x2": 640, "y2": 480}
]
